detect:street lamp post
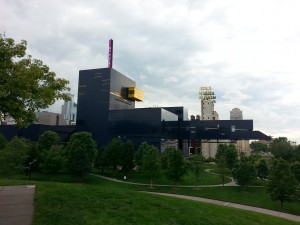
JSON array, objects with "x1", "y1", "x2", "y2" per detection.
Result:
[{"x1": 27, "y1": 159, "x2": 37, "y2": 185}]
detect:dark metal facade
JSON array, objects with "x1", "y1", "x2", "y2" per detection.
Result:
[{"x1": 0, "y1": 68, "x2": 271, "y2": 151}]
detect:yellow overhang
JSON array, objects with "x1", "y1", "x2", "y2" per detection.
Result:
[{"x1": 128, "y1": 87, "x2": 144, "y2": 101}]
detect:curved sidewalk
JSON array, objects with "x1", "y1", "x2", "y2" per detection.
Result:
[
  {"x1": 142, "y1": 192, "x2": 300, "y2": 223},
  {"x1": 0, "y1": 185, "x2": 35, "y2": 225},
  {"x1": 90, "y1": 173, "x2": 237, "y2": 187}
]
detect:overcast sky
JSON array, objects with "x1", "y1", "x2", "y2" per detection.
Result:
[{"x1": 1, "y1": 0, "x2": 300, "y2": 143}]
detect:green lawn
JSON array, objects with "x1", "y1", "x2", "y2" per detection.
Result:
[
  {"x1": 0, "y1": 172, "x2": 299, "y2": 225},
  {"x1": 99, "y1": 163, "x2": 231, "y2": 186},
  {"x1": 146, "y1": 185, "x2": 300, "y2": 216},
  {"x1": 0, "y1": 177, "x2": 297, "y2": 225}
]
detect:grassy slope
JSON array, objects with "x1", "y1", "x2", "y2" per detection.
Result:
[
  {"x1": 1, "y1": 175, "x2": 299, "y2": 225},
  {"x1": 100, "y1": 163, "x2": 231, "y2": 185},
  {"x1": 32, "y1": 180, "x2": 299, "y2": 225}
]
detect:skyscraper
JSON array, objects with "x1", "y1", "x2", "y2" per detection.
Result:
[
  {"x1": 61, "y1": 93, "x2": 77, "y2": 125},
  {"x1": 230, "y1": 108, "x2": 243, "y2": 120}
]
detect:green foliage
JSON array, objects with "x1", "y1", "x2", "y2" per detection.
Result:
[
  {"x1": 67, "y1": 132, "x2": 97, "y2": 181},
  {"x1": 164, "y1": 147, "x2": 187, "y2": 185},
  {"x1": 267, "y1": 158, "x2": 299, "y2": 209},
  {"x1": 250, "y1": 142, "x2": 269, "y2": 152},
  {"x1": 121, "y1": 140, "x2": 134, "y2": 175},
  {"x1": 290, "y1": 161, "x2": 300, "y2": 182},
  {"x1": 140, "y1": 145, "x2": 161, "y2": 187},
  {"x1": 0, "y1": 34, "x2": 70, "y2": 126},
  {"x1": 232, "y1": 156, "x2": 257, "y2": 188},
  {"x1": 188, "y1": 154, "x2": 205, "y2": 187},
  {"x1": 95, "y1": 147, "x2": 105, "y2": 174},
  {"x1": 0, "y1": 137, "x2": 30, "y2": 177},
  {"x1": 292, "y1": 145, "x2": 300, "y2": 162},
  {"x1": 37, "y1": 131, "x2": 61, "y2": 170},
  {"x1": 103, "y1": 138, "x2": 123, "y2": 171},
  {"x1": 225, "y1": 144, "x2": 238, "y2": 170},
  {"x1": 40, "y1": 145, "x2": 67, "y2": 173},
  {"x1": 37, "y1": 131, "x2": 60, "y2": 151},
  {"x1": 215, "y1": 144, "x2": 238, "y2": 186},
  {"x1": 161, "y1": 146, "x2": 176, "y2": 170},
  {"x1": 256, "y1": 159, "x2": 269, "y2": 179},
  {"x1": 135, "y1": 142, "x2": 152, "y2": 168},
  {"x1": 215, "y1": 144, "x2": 238, "y2": 171},
  {"x1": 0, "y1": 133, "x2": 7, "y2": 150},
  {"x1": 216, "y1": 153, "x2": 227, "y2": 186},
  {"x1": 270, "y1": 137, "x2": 293, "y2": 161}
]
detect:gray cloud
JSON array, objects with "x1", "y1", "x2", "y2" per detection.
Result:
[{"x1": 1, "y1": 0, "x2": 300, "y2": 142}]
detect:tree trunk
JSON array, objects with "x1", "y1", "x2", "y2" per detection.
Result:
[
  {"x1": 150, "y1": 179, "x2": 153, "y2": 188},
  {"x1": 280, "y1": 200, "x2": 283, "y2": 209}
]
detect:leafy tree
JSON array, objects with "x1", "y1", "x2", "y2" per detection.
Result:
[
  {"x1": 250, "y1": 142, "x2": 268, "y2": 152},
  {"x1": 232, "y1": 156, "x2": 257, "y2": 188},
  {"x1": 188, "y1": 154, "x2": 204, "y2": 188},
  {"x1": 267, "y1": 158, "x2": 299, "y2": 209},
  {"x1": 165, "y1": 147, "x2": 187, "y2": 185},
  {"x1": 0, "y1": 134, "x2": 7, "y2": 150},
  {"x1": 256, "y1": 159, "x2": 269, "y2": 179},
  {"x1": 37, "y1": 131, "x2": 60, "y2": 151},
  {"x1": 215, "y1": 144, "x2": 238, "y2": 186},
  {"x1": 40, "y1": 145, "x2": 67, "y2": 173},
  {"x1": 225, "y1": 144, "x2": 238, "y2": 170},
  {"x1": 290, "y1": 161, "x2": 300, "y2": 182},
  {"x1": 103, "y1": 138, "x2": 123, "y2": 173},
  {"x1": 36, "y1": 131, "x2": 61, "y2": 170},
  {"x1": 141, "y1": 145, "x2": 161, "y2": 188},
  {"x1": 292, "y1": 145, "x2": 300, "y2": 162},
  {"x1": 0, "y1": 137, "x2": 30, "y2": 177},
  {"x1": 67, "y1": 132, "x2": 97, "y2": 181},
  {"x1": 135, "y1": 142, "x2": 152, "y2": 169},
  {"x1": 215, "y1": 144, "x2": 238, "y2": 171},
  {"x1": 161, "y1": 147, "x2": 175, "y2": 170},
  {"x1": 216, "y1": 153, "x2": 227, "y2": 187},
  {"x1": 121, "y1": 140, "x2": 134, "y2": 175},
  {"x1": 270, "y1": 137, "x2": 293, "y2": 161},
  {"x1": 0, "y1": 34, "x2": 70, "y2": 126},
  {"x1": 95, "y1": 147, "x2": 106, "y2": 174}
]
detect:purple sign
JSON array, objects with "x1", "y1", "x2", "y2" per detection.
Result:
[{"x1": 108, "y1": 39, "x2": 113, "y2": 68}]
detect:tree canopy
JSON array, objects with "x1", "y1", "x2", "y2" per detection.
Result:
[
  {"x1": 164, "y1": 147, "x2": 187, "y2": 185},
  {"x1": 67, "y1": 132, "x2": 97, "y2": 181},
  {"x1": 250, "y1": 142, "x2": 269, "y2": 152},
  {"x1": 232, "y1": 155, "x2": 257, "y2": 188},
  {"x1": 140, "y1": 145, "x2": 161, "y2": 188},
  {"x1": 270, "y1": 137, "x2": 293, "y2": 161},
  {"x1": 0, "y1": 137, "x2": 31, "y2": 177},
  {"x1": 267, "y1": 158, "x2": 299, "y2": 209},
  {"x1": 0, "y1": 34, "x2": 70, "y2": 126}
]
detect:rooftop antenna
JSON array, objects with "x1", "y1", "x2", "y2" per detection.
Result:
[{"x1": 108, "y1": 39, "x2": 113, "y2": 68}]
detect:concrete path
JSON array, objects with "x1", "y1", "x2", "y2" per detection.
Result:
[
  {"x1": 0, "y1": 185, "x2": 35, "y2": 225},
  {"x1": 91, "y1": 173, "x2": 238, "y2": 187},
  {"x1": 142, "y1": 192, "x2": 300, "y2": 223}
]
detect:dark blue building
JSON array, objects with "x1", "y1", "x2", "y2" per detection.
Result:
[{"x1": 0, "y1": 67, "x2": 271, "y2": 156}]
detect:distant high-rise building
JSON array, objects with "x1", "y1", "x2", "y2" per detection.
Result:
[
  {"x1": 36, "y1": 111, "x2": 66, "y2": 125},
  {"x1": 200, "y1": 87, "x2": 218, "y2": 120},
  {"x1": 61, "y1": 93, "x2": 77, "y2": 125},
  {"x1": 230, "y1": 108, "x2": 250, "y2": 154},
  {"x1": 230, "y1": 108, "x2": 243, "y2": 120},
  {"x1": 199, "y1": 86, "x2": 219, "y2": 158}
]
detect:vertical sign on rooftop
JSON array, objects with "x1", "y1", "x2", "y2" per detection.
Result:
[{"x1": 108, "y1": 39, "x2": 113, "y2": 68}]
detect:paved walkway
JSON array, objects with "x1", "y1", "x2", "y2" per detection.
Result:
[
  {"x1": 142, "y1": 192, "x2": 300, "y2": 223},
  {"x1": 91, "y1": 173, "x2": 238, "y2": 187},
  {"x1": 0, "y1": 185, "x2": 35, "y2": 225}
]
